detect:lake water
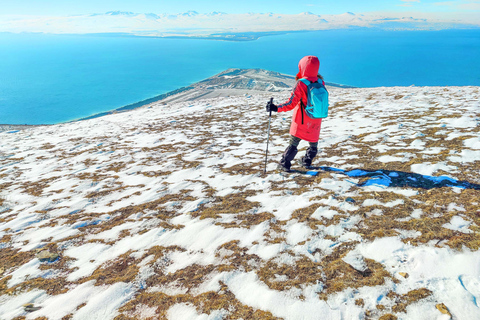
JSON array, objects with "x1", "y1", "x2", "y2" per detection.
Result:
[{"x1": 1, "y1": 29, "x2": 479, "y2": 125}]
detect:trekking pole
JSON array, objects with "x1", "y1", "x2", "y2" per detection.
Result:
[{"x1": 264, "y1": 98, "x2": 273, "y2": 174}]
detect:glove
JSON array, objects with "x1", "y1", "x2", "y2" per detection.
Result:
[{"x1": 266, "y1": 101, "x2": 278, "y2": 113}]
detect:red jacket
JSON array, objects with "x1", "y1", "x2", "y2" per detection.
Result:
[{"x1": 277, "y1": 56, "x2": 323, "y2": 143}]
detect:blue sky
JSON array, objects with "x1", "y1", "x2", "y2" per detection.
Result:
[{"x1": 2, "y1": 0, "x2": 479, "y2": 16}]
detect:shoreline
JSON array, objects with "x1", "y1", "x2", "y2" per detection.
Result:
[
  {"x1": 75, "y1": 85, "x2": 196, "y2": 122},
  {"x1": 0, "y1": 84, "x2": 198, "y2": 131},
  {"x1": 0, "y1": 30, "x2": 306, "y2": 42},
  {"x1": 0, "y1": 124, "x2": 48, "y2": 132}
]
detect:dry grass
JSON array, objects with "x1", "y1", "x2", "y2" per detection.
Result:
[
  {"x1": 68, "y1": 193, "x2": 198, "y2": 235},
  {"x1": 217, "y1": 240, "x2": 261, "y2": 272},
  {"x1": 1, "y1": 88, "x2": 479, "y2": 319},
  {"x1": 7, "y1": 276, "x2": 71, "y2": 296},
  {"x1": 220, "y1": 163, "x2": 263, "y2": 175},
  {"x1": 21, "y1": 177, "x2": 58, "y2": 197},
  {"x1": 390, "y1": 288, "x2": 433, "y2": 313},
  {"x1": 333, "y1": 187, "x2": 480, "y2": 249},
  {"x1": 192, "y1": 192, "x2": 260, "y2": 220},
  {"x1": 147, "y1": 263, "x2": 219, "y2": 293},
  {"x1": 84, "y1": 251, "x2": 140, "y2": 286},
  {"x1": 378, "y1": 315, "x2": 398, "y2": 320},
  {"x1": 116, "y1": 283, "x2": 281, "y2": 320},
  {"x1": 319, "y1": 242, "x2": 394, "y2": 299},
  {"x1": 40, "y1": 143, "x2": 55, "y2": 150},
  {"x1": 105, "y1": 162, "x2": 128, "y2": 173},
  {"x1": 85, "y1": 184, "x2": 145, "y2": 200},
  {"x1": 0, "y1": 248, "x2": 35, "y2": 277},
  {"x1": 235, "y1": 211, "x2": 275, "y2": 228},
  {"x1": 290, "y1": 203, "x2": 328, "y2": 230},
  {"x1": 258, "y1": 255, "x2": 323, "y2": 292},
  {"x1": 1, "y1": 244, "x2": 75, "y2": 295},
  {"x1": 0, "y1": 234, "x2": 12, "y2": 243}
]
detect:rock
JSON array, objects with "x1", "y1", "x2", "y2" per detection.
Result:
[
  {"x1": 399, "y1": 272, "x2": 409, "y2": 278},
  {"x1": 23, "y1": 303, "x2": 41, "y2": 312},
  {"x1": 436, "y1": 303, "x2": 451, "y2": 316},
  {"x1": 36, "y1": 250, "x2": 59, "y2": 262},
  {"x1": 342, "y1": 250, "x2": 369, "y2": 275}
]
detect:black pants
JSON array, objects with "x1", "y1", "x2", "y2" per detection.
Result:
[{"x1": 289, "y1": 135, "x2": 318, "y2": 149}]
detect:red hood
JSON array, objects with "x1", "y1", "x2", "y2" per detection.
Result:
[{"x1": 296, "y1": 55, "x2": 320, "y2": 82}]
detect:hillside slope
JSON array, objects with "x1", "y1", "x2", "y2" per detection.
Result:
[{"x1": 0, "y1": 82, "x2": 479, "y2": 319}]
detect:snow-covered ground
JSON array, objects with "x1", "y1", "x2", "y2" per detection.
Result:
[{"x1": 0, "y1": 84, "x2": 479, "y2": 320}]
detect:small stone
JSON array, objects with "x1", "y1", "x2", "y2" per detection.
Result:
[
  {"x1": 0, "y1": 266, "x2": 4, "y2": 274},
  {"x1": 399, "y1": 272, "x2": 409, "y2": 278},
  {"x1": 436, "y1": 303, "x2": 451, "y2": 316},
  {"x1": 23, "y1": 303, "x2": 41, "y2": 312},
  {"x1": 36, "y1": 250, "x2": 59, "y2": 262}
]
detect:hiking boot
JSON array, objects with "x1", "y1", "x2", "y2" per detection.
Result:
[
  {"x1": 279, "y1": 145, "x2": 298, "y2": 172},
  {"x1": 301, "y1": 146, "x2": 317, "y2": 168}
]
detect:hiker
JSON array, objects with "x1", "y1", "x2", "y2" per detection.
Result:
[{"x1": 266, "y1": 55, "x2": 327, "y2": 172}]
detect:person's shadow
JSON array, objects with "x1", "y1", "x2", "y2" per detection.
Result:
[{"x1": 303, "y1": 166, "x2": 480, "y2": 190}]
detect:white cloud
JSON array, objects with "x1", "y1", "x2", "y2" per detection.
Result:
[
  {"x1": 398, "y1": 0, "x2": 420, "y2": 7},
  {"x1": 459, "y1": 1, "x2": 480, "y2": 10},
  {"x1": 434, "y1": 1, "x2": 457, "y2": 6},
  {"x1": 0, "y1": 10, "x2": 478, "y2": 37},
  {"x1": 434, "y1": 0, "x2": 480, "y2": 10}
]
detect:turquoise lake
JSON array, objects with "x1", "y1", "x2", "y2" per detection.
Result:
[{"x1": 1, "y1": 29, "x2": 479, "y2": 125}]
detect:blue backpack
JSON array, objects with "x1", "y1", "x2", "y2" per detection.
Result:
[{"x1": 299, "y1": 79, "x2": 329, "y2": 119}]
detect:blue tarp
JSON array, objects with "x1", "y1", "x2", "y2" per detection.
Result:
[{"x1": 315, "y1": 166, "x2": 480, "y2": 190}]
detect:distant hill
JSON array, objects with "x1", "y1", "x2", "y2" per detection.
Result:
[
  {"x1": 2, "y1": 11, "x2": 478, "y2": 38},
  {"x1": 79, "y1": 68, "x2": 355, "y2": 121}
]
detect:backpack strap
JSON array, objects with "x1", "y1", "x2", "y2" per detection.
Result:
[
  {"x1": 298, "y1": 78, "x2": 310, "y2": 86},
  {"x1": 298, "y1": 79, "x2": 310, "y2": 125},
  {"x1": 300, "y1": 101, "x2": 305, "y2": 125}
]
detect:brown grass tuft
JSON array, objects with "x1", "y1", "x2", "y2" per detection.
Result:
[
  {"x1": 84, "y1": 251, "x2": 140, "y2": 286},
  {"x1": 390, "y1": 288, "x2": 433, "y2": 313},
  {"x1": 192, "y1": 192, "x2": 260, "y2": 220}
]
